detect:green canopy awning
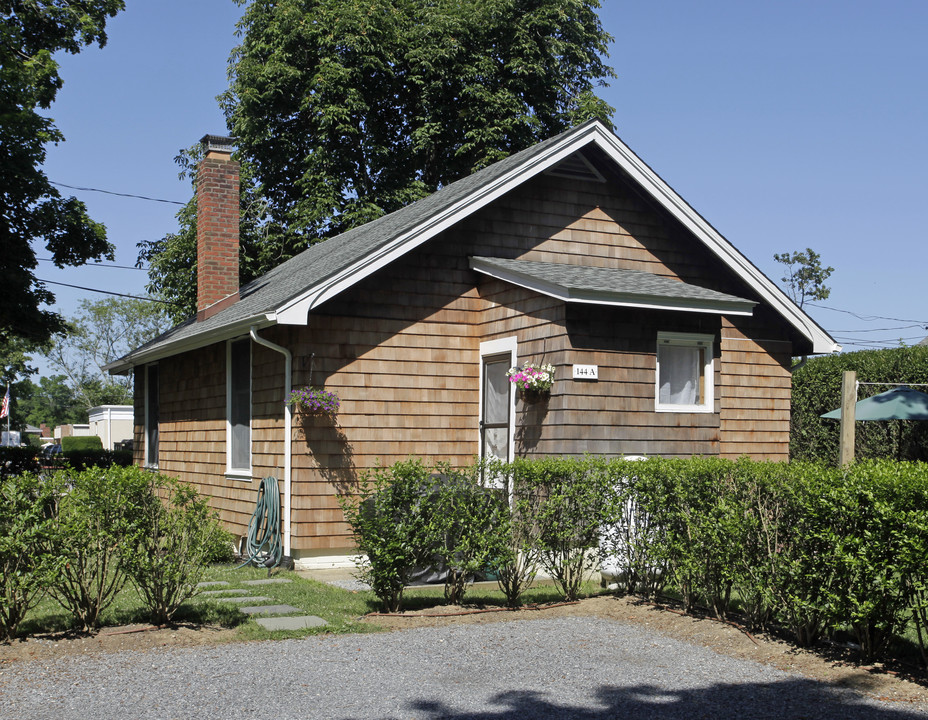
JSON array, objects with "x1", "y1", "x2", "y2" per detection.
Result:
[{"x1": 821, "y1": 386, "x2": 928, "y2": 421}]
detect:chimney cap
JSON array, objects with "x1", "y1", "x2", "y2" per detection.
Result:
[{"x1": 200, "y1": 134, "x2": 235, "y2": 155}]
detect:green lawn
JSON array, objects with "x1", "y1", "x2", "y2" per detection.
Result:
[
  {"x1": 19, "y1": 564, "x2": 376, "y2": 642},
  {"x1": 17, "y1": 566, "x2": 606, "y2": 643}
]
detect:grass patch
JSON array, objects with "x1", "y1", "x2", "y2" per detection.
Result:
[{"x1": 17, "y1": 564, "x2": 381, "y2": 642}]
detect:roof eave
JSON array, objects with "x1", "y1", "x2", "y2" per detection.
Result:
[{"x1": 104, "y1": 314, "x2": 276, "y2": 374}]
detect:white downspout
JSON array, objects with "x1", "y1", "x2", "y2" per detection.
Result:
[{"x1": 249, "y1": 326, "x2": 293, "y2": 556}]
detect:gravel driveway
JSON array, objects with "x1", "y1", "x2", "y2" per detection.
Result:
[{"x1": 2, "y1": 617, "x2": 927, "y2": 719}]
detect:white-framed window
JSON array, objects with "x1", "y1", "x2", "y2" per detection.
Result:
[
  {"x1": 144, "y1": 363, "x2": 159, "y2": 468},
  {"x1": 226, "y1": 337, "x2": 252, "y2": 478},
  {"x1": 655, "y1": 332, "x2": 714, "y2": 413}
]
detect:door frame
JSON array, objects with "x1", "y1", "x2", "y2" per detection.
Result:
[{"x1": 478, "y1": 337, "x2": 517, "y2": 464}]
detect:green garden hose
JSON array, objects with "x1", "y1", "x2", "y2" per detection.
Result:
[{"x1": 239, "y1": 476, "x2": 283, "y2": 570}]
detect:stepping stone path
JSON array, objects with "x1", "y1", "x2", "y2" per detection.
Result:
[{"x1": 195, "y1": 578, "x2": 328, "y2": 631}]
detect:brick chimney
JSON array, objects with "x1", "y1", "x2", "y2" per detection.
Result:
[{"x1": 196, "y1": 134, "x2": 240, "y2": 320}]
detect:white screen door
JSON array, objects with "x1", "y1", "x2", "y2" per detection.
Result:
[{"x1": 481, "y1": 353, "x2": 512, "y2": 462}]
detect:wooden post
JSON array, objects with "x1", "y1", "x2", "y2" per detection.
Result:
[{"x1": 838, "y1": 370, "x2": 857, "y2": 466}]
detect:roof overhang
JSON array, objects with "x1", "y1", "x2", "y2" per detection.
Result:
[
  {"x1": 470, "y1": 257, "x2": 757, "y2": 316},
  {"x1": 103, "y1": 315, "x2": 275, "y2": 375}
]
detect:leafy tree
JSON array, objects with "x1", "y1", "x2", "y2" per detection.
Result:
[
  {"x1": 144, "y1": 0, "x2": 615, "y2": 319},
  {"x1": 773, "y1": 248, "x2": 834, "y2": 309},
  {"x1": 0, "y1": 0, "x2": 124, "y2": 345},
  {"x1": 44, "y1": 297, "x2": 169, "y2": 408},
  {"x1": 0, "y1": 333, "x2": 42, "y2": 386},
  {"x1": 12, "y1": 375, "x2": 84, "y2": 429}
]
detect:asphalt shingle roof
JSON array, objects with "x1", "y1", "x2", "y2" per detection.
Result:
[
  {"x1": 470, "y1": 256, "x2": 755, "y2": 308},
  {"x1": 114, "y1": 123, "x2": 591, "y2": 368}
]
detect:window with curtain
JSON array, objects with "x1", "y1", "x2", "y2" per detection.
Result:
[{"x1": 656, "y1": 332, "x2": 714, "y2": 412}]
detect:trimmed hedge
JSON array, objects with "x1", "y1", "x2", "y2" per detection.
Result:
[
  {"x1": 791, "y1": 345, "x2": 928, "y2": 463},
  {"x1": 341, "y1": 455, "x2": 928, "y2": 662},
  {"x1": 61, "y1": 435, "x2": 104, "y2": 452}
]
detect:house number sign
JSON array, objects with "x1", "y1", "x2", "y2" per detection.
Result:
[{"x1": 572, "y1": 364, "x2": 598, "y2": 380}]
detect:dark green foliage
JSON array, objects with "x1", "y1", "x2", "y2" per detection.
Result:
[
  {"x1": 11, "y1": 375, "x2": 85, "y2": 428},
  {"x1": 338, "y1": 459, "x2": 437, "y2": 612},
  {"x1": 145, "y1": 0, "x2": 615, "y2": 319},
  {"x1": 790, "y1": 345, "x2": 928, "y2": 463},
  {"x1": 340, "y1": 460, "x2": 510, "y2": 610},
  {"x1": 0, "y1": 472, "x2": 60, "y2": 640},
  {"x1": 509, "y1": 457, "x2": 606, "y2": 601},
  {"x1": 0, "y1": 0, "x2": 123, "y2": 344},
  {"x1": 426, "y1": 466, "x2": 505, "y2": 605},
  {"x1": 61, "y1": 435, "x2": 103, "y2": 452},
  {"x1": 0, "y1": 446, "x2": 40, "y2": 479},
  {"x1": 121, "y1": 477, "x2": 230, "y2": 625},
  {"x1": 62, "y1": 448, "x2": 133, "y2": 470}
]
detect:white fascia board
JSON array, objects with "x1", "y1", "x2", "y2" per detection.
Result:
[
  {"x1": 273, "y1": 126, "x2": 607, "y2": 326},
  {"x1": 470, "y1": 258, "x2": 756, "y2": 316},
  {"x1": 104, "y1": 315, "x2": 275, "y2": 374},
  {"x1": 588, "y1": 127, "x2": 840, "y2": 354}
]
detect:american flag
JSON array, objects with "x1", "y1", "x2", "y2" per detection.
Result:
[{"x1": 0, "y1": 386, "x2": 8, "y2": 419}]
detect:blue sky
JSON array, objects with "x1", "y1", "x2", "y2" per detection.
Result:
[{"x1": 36, "y1": 0, "x2": 928, "y2": 377}]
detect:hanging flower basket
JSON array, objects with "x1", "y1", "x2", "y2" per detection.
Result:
[
  {"x1": 507, "y1": 362, "x2": 555, "y2": 396},
  {"x1": 287, "y1": 386, "x2": 339, "y2": 416}
]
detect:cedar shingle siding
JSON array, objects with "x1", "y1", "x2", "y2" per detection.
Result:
[{"x1": 135, "y1": 170, "x2": 796, "y2": 552}]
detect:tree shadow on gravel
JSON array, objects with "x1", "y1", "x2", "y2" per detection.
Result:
[{"x1": 405, "y1": 678, "x2": 928, "y2": 719}]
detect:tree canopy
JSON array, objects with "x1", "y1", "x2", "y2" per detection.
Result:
[
  {"x1": 773, "y1": 248, "x2": 834, "y2": 309},
  {"x1": 144, "y1": 0, "x2": 615, "y2": 320},
  {"x1": 0, "y1": 1, "x2": 124, "y2": 345},
  {"x1": 12, "y1": 375, "x2": 85, "y2": 430},
  {"x1": 45, "y1": 297, "x2": 170, "y2": 409}
]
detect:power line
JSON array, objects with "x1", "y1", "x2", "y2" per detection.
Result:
[
  {"x1": 37, "y1": 257, "x2": 147, "y2": 271},
  {"x1": 50, "y1": 180, "x2": 186, "y2": 206},
  {"x1": 38, "y1": 278, "x2": 178, "y2": 305},
  {"x1": 807, "y1": 303, "x2": 928, "y2": 326},
  {"x1": 828, "y1": 324, "x2": 926, "y2": 333}
]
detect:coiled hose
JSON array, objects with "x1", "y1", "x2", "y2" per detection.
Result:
[{"x1": 239, "y1": 476, "x2": 283, "y2": 570}]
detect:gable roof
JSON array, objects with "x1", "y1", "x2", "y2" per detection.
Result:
[{"x1": 107, "y1": 120, "x2": 838, "y2": 373}]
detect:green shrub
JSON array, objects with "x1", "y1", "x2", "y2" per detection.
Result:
[
  {"x1": 825, "y1": 460, "x2": 927, "y2": 659},
  {"x1": 47, "y1": 465, "x2": 151, "y2": 632},
  {"x1": 0, "y1": 472, "x2": 60, "y2": 640},
  {"x1": 338, "y1": 459, "x2": 436, "y2": 612},
  {"x1": 598, "y1": 459, "x2": 667, "y2": 599},
  {"x1": 490, "y1": 461, "x2": 542, "y2": 608},
  {"x1": 61, "y1": 435, "x2": 104, "y2": 452},
  {"x1": 425, "y1": 465, "x2": 504, "y2": 605},
  {"x1": 122, "y1": 476, "x2": 230, "y2": 625},
  {"x1": 512, "y1": 457, "x2": 606, "y2": 602}
]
